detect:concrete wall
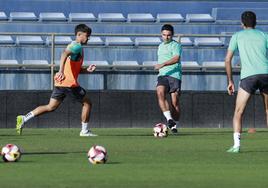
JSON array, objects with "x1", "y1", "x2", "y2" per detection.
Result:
[{"x1": 0, "y1": 90, "x2": 266, "y2": 128}]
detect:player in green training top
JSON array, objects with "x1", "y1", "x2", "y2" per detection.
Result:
[
  {"x1": 155, "y1": 24, "x2": 182, "y2": 134},
  {"x1": 225, "y1": 11, "x2": 268, "y2": 153}
]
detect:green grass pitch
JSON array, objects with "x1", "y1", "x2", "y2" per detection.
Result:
[{"x1": 1, "y1": 128, "x2": 268, "y2": 188}]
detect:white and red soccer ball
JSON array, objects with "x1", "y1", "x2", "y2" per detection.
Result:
[
  {"x1": 87, "y1": 145, "x2": 107, "y2": 164},
  {"x1": 1, "y1": 144, "x2": 21, "y2": 162},
  {"x1": 153, "y1": 123, "x2": 168, "y2": 138}
]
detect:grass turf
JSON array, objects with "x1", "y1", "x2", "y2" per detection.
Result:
[{"x1": 1, "y1": 128, "x2": 268, "y2": 188}]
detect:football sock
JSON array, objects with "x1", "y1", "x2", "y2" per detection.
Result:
[
  {"x1": 82, "y1": 122, "x2": 89, "y2": 132},
  {"x1": 163, "y1": 111, "x2": 172, "y2": 121},
  {"x1": 233, "y1": 132, "x2": 241, "y2": 148},
  {"x1": 23, "y1": 111, "x2": 35, "y2": 123}
]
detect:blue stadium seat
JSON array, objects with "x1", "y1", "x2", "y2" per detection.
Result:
[
  {"x1": 22, "y1": 60, "x2": 49, "y2": 65},
  {"x1": 0, "y1": 35, "x2": 14, "y2": 44},
  {"x1": 142, "y1": 61, "x2": 156, "y2": 70},
  {"x1": 105, "y1": 37, "x2": 133, "y2": 46},
  {"x1": 194, "y1": 37, "x2": 224, "y2": 46},
  {"x1": 10, "y1": 12, "x2": 37, "y2": 21},
  {"x1": 46, "y1": 36, "x2": 72, "y2": 45},
  {"x1": 39, "y1": 12, "x2": 67, "y2": 21},
  {"x1": 84, "y1": 60, "x2": 110, "y2": 69},
  {"x1": 127, "y1": 13, "x2": 155, "y2": 22},
  {"x1": 180, "y1": 37, "x2": 193, "y2": 46},
  {"x1": 69, "y1": 13, "x2": 97, "y2": 22},
  {"x1": 156, "y1": 13, "x2": 184, "y2": 22},
  {"x1": 16, "y1": 36, "x2": 44, "y2": 45},
  {"x1": 186, "y1": 14, "x2": 215, "y2": 22},
  {"x1": 98, "y1": 13, "x2": 126, "y2": 22},
  {"x1": 88, "y1": 36, "x2": 104, "y2": 45},
  {"x1": 134, "y1": 37, "x2": 161, "y2": 46},
  {"x1": 0, "y1": 12, "x2": 8, "y2": 21}
]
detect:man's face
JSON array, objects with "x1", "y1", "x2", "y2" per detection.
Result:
[
  {"x1": 77, "y1": 31, "x2": 90, "y2": 44},
  {"x1": 161, "y1": 30, "x2": 173, "y2": 43}
]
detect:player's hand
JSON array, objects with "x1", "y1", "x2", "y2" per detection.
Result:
[
  {"x1": 227, "y1": 81, "x2": 235, "y2": 95},
  {"x1": 54, "y1": 72, "x2": 65, "y2": 82},
  {"x1": 87, "y1": 64, "x2": 96, "y2": 72},
  {"x1": 154, "y1": 64, "x2": 164, "y2": 70}
]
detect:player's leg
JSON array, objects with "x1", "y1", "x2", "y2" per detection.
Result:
[
  {"x1": 227, "y1": 87, "x2": 251, "y2": 153},
  {"x1": 70, "y1": 86, "x2": 97, "y2": 137},
  {"x1": 261, "y1": 92, "x2": 268, "y2": 127},
  {"x1": 80, "y1": 95, "x2": 97, "y2": 137},
  {"x1": 170, "y1": 91, "x2": 180, "y2": 133},
  {"x1": 16, "y1": 87, "x2": 65, "y2": 135},
  {"x1": 16, "y1": 98, "x2": 62, "y2": 135}
]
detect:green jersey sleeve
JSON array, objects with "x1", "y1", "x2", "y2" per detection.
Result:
[{"x1": 228, "y1": 33, "x2": 238, "y2": 52}]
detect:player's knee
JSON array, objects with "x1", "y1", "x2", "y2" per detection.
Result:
[{"x1": 46, "y1": 104, "x2": 57, "y2": 112}]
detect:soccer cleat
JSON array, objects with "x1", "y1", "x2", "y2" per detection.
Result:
[
  {"x1": 226, "y1": 146, "x2": 240, "y2": 153},
  {"x1": 167, "y1": 119, "x2": 178, "y2": 133},
  {"x1": 80, "y1": 130, "x2": 98, "y2": 137},
  {"x1": 16, "y1": 115, "x2": 24, "y2": 135}
]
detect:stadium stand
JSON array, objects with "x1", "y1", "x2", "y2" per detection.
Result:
[
  {"x1": 88, "y1": 36, "x2": 104, "y2": 45},
  {"x1": 186, "y1": 14, "x2": 215, "y2": 22},
  {"x1": 194, "y1": 37, "x2": 224, "y2": 46},
  {"x1": 105, "y1": 37, "x2": 133, "y2": 46},
  {"x1": 0, "y1": 11, "x2": 8, "y2": 20},
  {"x1": 127, "y1": 13, "x2": 155, "y2": 22},
  {"x1": 134, "y1": 37, "x2": 161, "y2": 46},
  {"x1": 16, "y1": 36, "x2": 44, "y2": 45},
  {"x1": 46, "y1": 36, "x2": 72, "y2": 45}
]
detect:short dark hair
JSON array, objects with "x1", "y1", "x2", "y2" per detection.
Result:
[
  {"x1": 241, "y1": 11, "x2": 256, "y2": 28},
  {"x1": 75, "y1": 24, "x2": 92, "y2": 35},
  {"x1": 161, "y1": 24, "x2": 174, "y2": 35}
]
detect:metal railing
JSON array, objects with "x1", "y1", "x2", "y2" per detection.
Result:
[{"x1": 0, "y1": 32, "x2": 235, "y2": 89}]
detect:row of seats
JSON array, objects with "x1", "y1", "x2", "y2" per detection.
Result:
[
  {"x1": 0, "y1": 12, "x2": 215, "y2": 22},
  {"x1": 0, "y1": 35, "x2": 224, "y2": 46},
  {"x1": 0, "y1": 60, "x2": 239, "y2": 69}
]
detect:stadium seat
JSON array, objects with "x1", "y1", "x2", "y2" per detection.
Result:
[
  {"x1": 186, "y1": 14, "x2": 215, "y2": 22},
  {"x1": 0, "y1": 60, "x2": 19, "y2": 64},
  {"x1": 22, "y1": 60, "x2": 49, "y2": 65},
  {"x1": 194, "y1": 37, "x2": 224, "y2": 46},
  {"x1": 98, "y1": 13, "x2": 126, "y2": 22},
  {"x1": 180, "y1": 37, "x2": 193, "y2": 46},
  {"x1": 0, "y1": 12, "x2": 8, "y2": 20},
  {"x1": 84, "y1": 60, "x2": 111, "y2": 69},
  {"x1": 142, "y1": 61, "x2": 157, "y2": 70},
  {"x1": 105, "y1": 37, "x2": 133, "y2": 46},
  {"x1": 88, "y1": 36, "x2": 104, "y2": 45},
  {"x1": 10, "y1": 12, "x2": 37, "y2": 21},
  {"x1": 16, "y1": 36, "x2": 44, "y2": 45},
  {"x1": 127, "y1": 13, "x2": 155, "y2": 22},
  {"x1": 202, "y1": 61, "x2": 225, "y2": 68},
  {"x1": 113, "y1": 61, "x2": 140, "y2": 69},
  {"x1": 39, "y1": 12, "x2": 67, "y2": 21},
  {"x1": 181, "y1": 61, "x2": 201, "y2": 69},
  {"x1": 69, "y1": 13, "x2": 97, "y2": 22},
  {"x1": 134, "y1": 37, "x2": 161, "y2": 46},
  {"x1": 46, "y1": 36, "x2": 72, "y2": 45},
  {"x1": 156, "y1": 13, "x2": 184, "y2": 22},
  {"x1": 0, "y1": 35, "x2": 14, "y2": 44}
]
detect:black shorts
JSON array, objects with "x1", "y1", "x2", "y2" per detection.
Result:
[
  {"x1": 157, "y1": 76, "x2": 181, "y2": 93},
  {"x1": 51, "y1": 86, "x2": 86, "y2": 103},
  {"x1": 240, "y1": 74, "x2": 268, "y2": 94}
]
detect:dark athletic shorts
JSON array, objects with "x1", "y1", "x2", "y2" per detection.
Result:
[
  {"x1": 240, "y1": 74, "x2": 268, "y2": 94},
  {"x1": 157, "y1": 76, "x2": 181, "y2": 93},
  {"x1": 51, "y1": 86, "x2": 86, "y2": 103}
]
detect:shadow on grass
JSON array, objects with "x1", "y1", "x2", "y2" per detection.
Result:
[{"x1": 23, "y1": 151, "x2": 85, "y2": 155}]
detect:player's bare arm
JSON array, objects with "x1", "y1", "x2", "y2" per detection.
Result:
[{"x1": 225, "y1": 50, "x2": 235, "y2": 95}]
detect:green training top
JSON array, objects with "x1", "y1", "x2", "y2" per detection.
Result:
[
  {"x1": 157, "y1": 40, "x2": 182, "y2": 80},
  {"x1": 67, "y1": 41, "x2": 83, "y2": 61},
  {"x1": 228, "y1": 29, "x2": 268, "y2": 79}
]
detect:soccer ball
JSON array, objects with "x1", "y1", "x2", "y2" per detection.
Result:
[
  {"x1": 1, "y1": 144, "x2": 21, "y2": 162},
  {"x1": 87, "y1": 145, "x2": 107, "y2": 164},
  {"x1": 153, "y1": 123, "x2": 168, "y2": 138}
]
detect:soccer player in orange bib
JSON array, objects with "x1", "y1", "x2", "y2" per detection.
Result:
[{"x1": 16, "y1": 24, "x2": 97, "y2": 137}]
